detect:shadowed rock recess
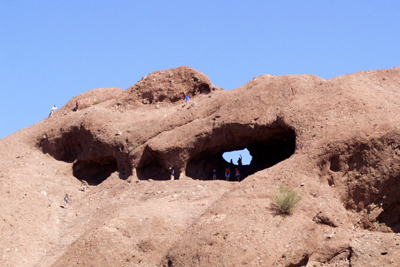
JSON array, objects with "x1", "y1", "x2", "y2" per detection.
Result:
[{"x1": 3, "y1": 65, "x2": 400, "y2": 267}]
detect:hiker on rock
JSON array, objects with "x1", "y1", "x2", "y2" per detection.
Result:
[
  {"x1": 49, "y1": 105, "x2": 58, "y2": 117},
  {"x1": 225, "y1": 167, "x2": 230, "y2": 181},
  {"x1": 213, "y1": 169, "x2": 217, "y2": 180},
  {"x1": 81, "y1": 180, "x2": 88, "y2": 192},
  {"x1": 235, "y1": 168, "x2": 240, "y2": 181},
  {"x1": 185, "y1": 95, "x2": 190, "y2": 103},
  {"x1": 64, "y1": 194, "x2": 69, "y2": 209},
  {"x1": 170, "y1": 167, "x2": 174, "y2": 180},
  {"x1": 75, "y1": 100, "x2": 79, "y2": 112},
  {"x1": 237, "y1": 155, "x2": 242, "y2": 166}
]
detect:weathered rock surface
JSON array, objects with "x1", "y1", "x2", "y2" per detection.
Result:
[{"x1": 1, "y1": 66, "x2": 400, "y2": 266}]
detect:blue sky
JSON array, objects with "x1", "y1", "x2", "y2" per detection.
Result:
[{"x1": 1, "y1": 1, "x2": 399, "y2": 161}]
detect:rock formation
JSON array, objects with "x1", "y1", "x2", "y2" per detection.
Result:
[{"x1": 1, "y1": 65, "x2": 400, "y2": 266}]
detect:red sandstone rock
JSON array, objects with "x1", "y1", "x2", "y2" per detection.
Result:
[{"x1": 1, "y1": 66, "x2": 400, "y2": 266}]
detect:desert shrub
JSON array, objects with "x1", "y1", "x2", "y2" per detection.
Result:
[
  {"x1": 93, "y1": 100, "x2": 100, "y2": 105},
  {"x1": 272, "y1": 184, "x2": 302, "y2": 214}
]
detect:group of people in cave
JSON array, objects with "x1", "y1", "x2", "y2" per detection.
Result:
[{"x1": 168, "y1": 155, "x2": 243, "y2": 182}]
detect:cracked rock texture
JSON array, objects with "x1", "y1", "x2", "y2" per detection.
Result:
[{"x1": 1, "y1": 65, "x2": 400, "y2": 266}]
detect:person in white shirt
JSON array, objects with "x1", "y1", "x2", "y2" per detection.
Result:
[{"x1": 49, "y1": 105, "x2": 58, "y2": 117}]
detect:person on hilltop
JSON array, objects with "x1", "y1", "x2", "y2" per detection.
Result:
[
  {"x1": 170, "y1": 167, "x2": 174, "y2": 180},
  {"x1": 49, "y1": 104, "x2": 58, "y2": 117},
  {"x1": 225, "y1": 167, "x2": 230, "y2": 181},
  {"x1": 75, "y1": 100, "x2": 79, "y2": 112},
  {"x1": 213, "y1": 169, "x2": 217, "y2": 180},
  {"x1": 81, "y1": 180, "x2": 88, "y2": 192},
  {"x1": 63, "y1": 194, "x2": 69, "y2": 209}
]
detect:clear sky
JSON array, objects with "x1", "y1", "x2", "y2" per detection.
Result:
[{"x1": 1, "y1": 1, "x2": 399, "y2": 150}]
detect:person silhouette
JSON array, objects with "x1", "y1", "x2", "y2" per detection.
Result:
[{"x1": 237, "y1": 155, "x2": 242, "y2": 166}]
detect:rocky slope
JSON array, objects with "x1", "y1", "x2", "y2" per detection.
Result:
[{"x1": 1, "y1": 66, "x2": 400, "y2": 266}]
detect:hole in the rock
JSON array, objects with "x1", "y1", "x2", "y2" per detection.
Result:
[
  {"x1": 198, "y1": 83, "x2": 211, "y2": 94},
  {"x1": 73, "y1": 156, "x2": 118, "y2": 185},
  {"x1": 186, "y1": 123, "x2": 296, "y2": 181},
  {"x1": 330, "y1": 155, "x2": 340, "y2": 172},
  {"x1": 222, "y1": 148, "x2": 252, "y2": 165}
]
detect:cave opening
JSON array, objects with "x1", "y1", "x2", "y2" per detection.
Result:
[
  {"x1": 72, "y1": 156, "x2": 119, "y2": 185},
  {"x1": 136, "y1": 154, "x2": 181, "y2": 180},
  {"x1": 186, "y1": 124, "x2": 296, "y2": 181}
]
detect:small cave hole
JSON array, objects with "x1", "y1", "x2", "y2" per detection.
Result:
[
  {"x1": 73, "y1": 156, "x2": 118, "y2": 185},
  {"x1": 198, "y1": 83, "x2": 211, "y2": 94},
  {"x1": 136, "y1": 157, "x2": 180, "y2": 180},
  {"x1": 330, "y1": 155, "x2": 340, "y2": 172}
]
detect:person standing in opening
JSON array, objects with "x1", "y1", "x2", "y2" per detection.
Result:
[
  {"x1": 81, "y1": 180, "x2": 88, "y2": 192},
  {"x1": 76, "y1": 100, "x2": 79, "y2": 112},
  {"x1": 213, "y1": 169, "x2": 217, "y2": 180},
  {"x1": 225, "y1": 167, "x2": 230, "y2": 181},
  {"x1": 170, "y1": 167, "x2": 174, "y2": 180},
  {"x1": 64, "y1": 194, "x2": 69, "y2": 209},
  {"x1": 185, "y1": 95, "x2": 190, "y2": 103},
  {"x1": 237, "y1": 155, "x2": 242, "y2": 166},
  {"x1": 235, "y1": 168, "x2": 240, "y2": 182},
  {"x1": 49, "y1": 105, "x2": 58, "y2": 117}
]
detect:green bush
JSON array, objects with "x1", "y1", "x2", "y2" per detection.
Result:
[
  {"x1": 272, "y1": 184, "x2": 302, "y2": 214},
  {"x1": 93, "y1": 100, "x2": 100, "y2": 105}
]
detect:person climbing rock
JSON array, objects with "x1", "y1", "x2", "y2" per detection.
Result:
[
  {"x1": 75, "y1": 100, "x2": 79, "y2": 112},
  {"x1": 49, "y1": 105, "x2": 58, "y2": 117},
  {"x1": 81, "y1": 180, "x2": 88, "y2": 192},
  {"x1": 235, "y1": 168, "x2": 240, "y2": 181},
  {"x1": 170, "y1": 167, "x2": 174, "y2": 180},
  {"x1": 64, "y1": 194, "x2": 69, "y2": 209},
  {"x1": 213, "y1": 169, "x2": 217, "y2": 180},
  {"x1": 225, "y1": 167, "x2": 230, "y2": 181},
  {"x1": 185, "y1": 95, "x2": 190, "y2": 103}
]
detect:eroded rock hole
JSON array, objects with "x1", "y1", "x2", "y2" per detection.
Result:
[
  {"x1": 137, "y1": 156, "x2": 179, "y2": 180},
  {"x1": 329, "y1": 155, "x2": 340, "y2": 172},
  {"x1": 198, "y1": 83, "x2": 211, "y2": 94},
  {"x1": 223, "y1": 148, "x2": 252, "y2": 165},
  {"x1": 186, "y1": 124, "x2": 296, "y2": 181},
  {"x1": 73, "y1": 156, "x2": 118, "y2": 185}
]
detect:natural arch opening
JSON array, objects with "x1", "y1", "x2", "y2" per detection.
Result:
[
  {"x1": 73, "y1": 156, "x2": 118, "y2": 185},
  {"x1": 186, "y1": 123, "x2": 296, "y2": 181},
  {"x1": 223, "y1": 148, "x2": 252, "y2": 166}
]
